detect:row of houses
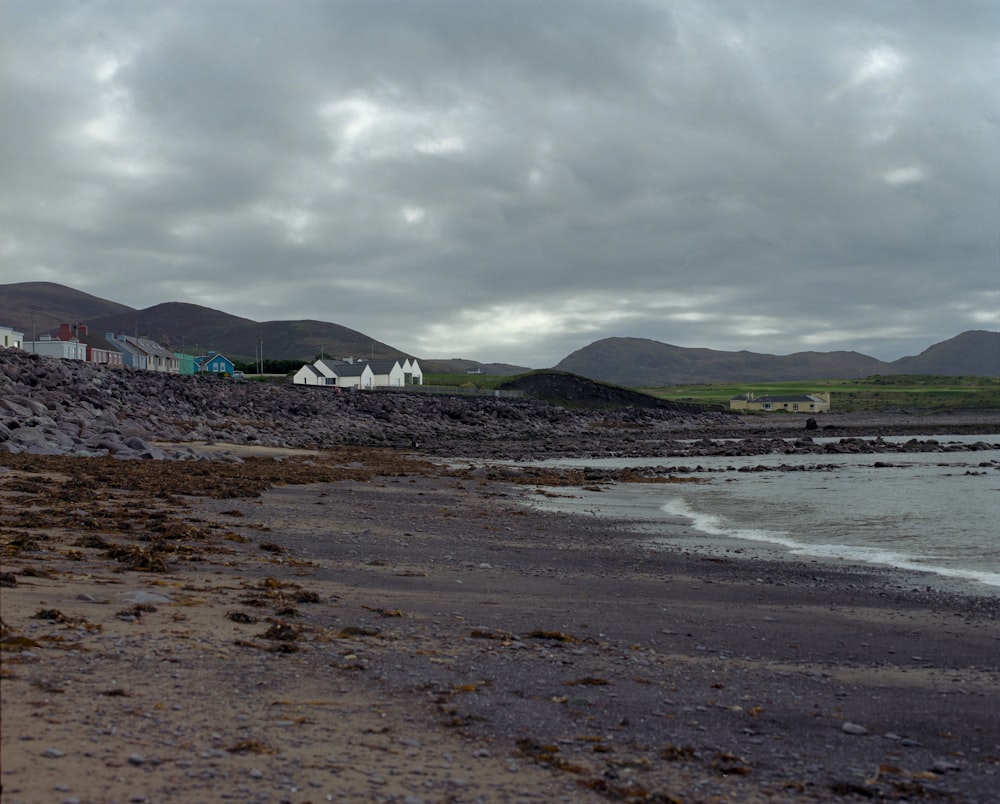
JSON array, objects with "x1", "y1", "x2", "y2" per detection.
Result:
[
  {"x1": 2, "y1": 322, "x2": 421, "y2": 389},
  {"x1": 0, "y1": 323, "x2": 234, "y2": 376},
  {"x1": 293, "y1": 357, "x2": 422, "y2": 389}
]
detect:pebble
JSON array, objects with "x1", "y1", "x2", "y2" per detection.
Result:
[
  {"x1": 43, "y1": 748, "x2": 66, "y2": 758},
  {"x1": 128, "y1": 752, "x2": 146, "y2": 766},
  {"x1": 841, "y1": 722, "x2": 868, "y2": 735}
]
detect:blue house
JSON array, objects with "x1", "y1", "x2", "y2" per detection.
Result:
[
  {"x1": 106, "y1": 333, "x2": 147, "y2": 369},
  {"x1": 194, "y1": 352, "x2": 235, "y2": 375}
]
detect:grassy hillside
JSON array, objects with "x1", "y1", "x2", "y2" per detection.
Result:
[{"x1": 641, "y1": 375, "x2": 1000, "y2": 412}]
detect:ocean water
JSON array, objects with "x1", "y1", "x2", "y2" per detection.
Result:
[{"x1": 514, "y1": 435, "x2": 1000, "y2": 593}]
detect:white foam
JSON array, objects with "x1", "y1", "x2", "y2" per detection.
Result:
[{"x1": 658, "y1": 496, "x2": 1000, "y2": 588}]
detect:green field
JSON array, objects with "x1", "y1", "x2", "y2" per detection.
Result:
[
  {"x1": 640, "y1": 375, "x2": 1000, "y2": 412},
  {"x1": 422, "y1": 372, "x2": 1000, "y2": 411},
  {"x1": 423, "y1": 372, "x2": 510, "y2": 391}
]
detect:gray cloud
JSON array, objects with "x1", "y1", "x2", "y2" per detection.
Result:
[{"x1": 2, "y1": 0, "x2": 997, "y2": 367}]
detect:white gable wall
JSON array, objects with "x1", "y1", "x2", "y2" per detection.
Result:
[
  {"x1": 404, "y1": 358, "x2": 423, "y2": 385},
  {"x1": 370, "y1": 361, "x2": 406, "y2": 387},
  {"x1": 293, "y1": 365, "x2": 322, "y2": 385},
  {"x1": 344, "y1": 364, "x2": 375, "y2": 389}
]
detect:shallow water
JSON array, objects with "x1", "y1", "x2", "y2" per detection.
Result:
[{"x1": 514, "y1": 435, "x2": 1000, "y2": 593}]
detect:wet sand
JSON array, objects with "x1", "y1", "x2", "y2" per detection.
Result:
[{"x1": 2, "y1": 449, "x2": 999, "y2": 802}]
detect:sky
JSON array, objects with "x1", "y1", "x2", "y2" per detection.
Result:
[{"x1": 1, "y1": 1, "x2": 998, "y2": 367}]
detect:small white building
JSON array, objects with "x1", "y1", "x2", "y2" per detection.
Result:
[
  {"x1": 20, "y1": 335, "x2": 88, "y2": 361},
  {"x1": 323, "y1": 359, "x2": 374, "y2": 390},
  {"x1": 401, "y1": 358, "x2": 422, "y2": 385},
  {"x1": 730, "y1": 392, "x2": 831, "y2": 412},
  {"x1": 366, "y1": 359, "x2": 407, "y2": 388},
  {"x1": 293, "y1": 364, "x2": 327, "y2": 385},
  {"x1": 1, "y1": 325, "x2": 24, "y2": 349}
]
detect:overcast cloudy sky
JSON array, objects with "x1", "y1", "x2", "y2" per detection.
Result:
[{"x1": 2, "y1": 1, "x2": 998, "y2": 366}]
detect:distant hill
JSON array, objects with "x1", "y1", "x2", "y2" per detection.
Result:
[
  {"x1": 420, "y1": 358, "x2": 530, "y2": 376},
  {"x1": 0, "y1": 283, "x2": 409, "y2": 362},
  {"x1": 0, "y1": 281, "x2": 134, "y2": 336},
  {"x1": 889, "y1": 330, "x2": 1000, "y2": 376},
  {"x1": 4, "y1": 282, "x2": 997, "y2": 380},
  {"x1": 87, "y1": 302, "x2": 405, "y2": 362},
  {"x1": 555, "y1": 331, "x2": 1000, "y2": 385},
  {"x1": 555, "y1": 338, "x2": 887, "y2": 385}
]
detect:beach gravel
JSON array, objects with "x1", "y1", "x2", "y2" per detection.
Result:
[{"x1": 2, "y1": 348, "x2": 1000, "y2": 801}]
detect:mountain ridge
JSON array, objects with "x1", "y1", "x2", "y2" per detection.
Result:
[
  {"x1": 555, "y1": 332, "x2": 1000, "y2": 384},
  {"x1": 2, "y1": 282, "x2": 996, "y2": 381}
]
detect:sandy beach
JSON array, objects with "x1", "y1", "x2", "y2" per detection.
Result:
[{"x1": 3, "y1": 447, "x2": 999, "y2": 803}]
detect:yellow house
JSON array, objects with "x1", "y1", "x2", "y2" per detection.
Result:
[{"x1": 730, "y1": 392, "x2": 831, "y2": 412}]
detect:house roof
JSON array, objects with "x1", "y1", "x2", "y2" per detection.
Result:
[
  {"x1": 296, "y1": 364, "x2": 324, "y2": 379},
  {"x1": 732, "y1": 394, "x2": 827, "y2": 403},
  {"x1": 195, "y1": 352, "x2": 233, "y2": 365},
  {"x1": 315, "y1": 358, "x2": 371, "y2": 378},
  {"x1": 335, "y1": 365, "x2": 371, "y2": 379},
  {"x1": 365, "y1": 359, "x2": 404, "y2": 374},
  {"x1": 135, "y1": 338, "x2": 175, "y2": 359},
  {"x1": 107, "y1": 334, "x2": 143, "y2": 357}
]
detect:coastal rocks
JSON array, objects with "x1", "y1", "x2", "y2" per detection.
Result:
[{"x1": 1, "y1": 348, "x2": 999, "y2": 460}]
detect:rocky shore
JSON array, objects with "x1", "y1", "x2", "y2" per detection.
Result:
[
  {"x1": 3, "y1": 349, "x2": 1000, "y2": 802},
  {"x1": 2, "y1": 349, "x2": 999, "y2": 462}
]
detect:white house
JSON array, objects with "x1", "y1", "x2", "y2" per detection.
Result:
[
  {"x1": 1, "y1": 325, "x2": 24, "y2": 349},
  {"x1": 366, "y1": 359, "x2": 407, "y2": 388},
  {"x1": 293, "y1": 364, "x2": 326, "y2": 385},
  {"x1": 327, "y1": 360, "x2": 374, "y2": 390},
  {"x1": 293, "y1": 356, "x2": 420, "y2": 389},
  {"x1": 730, "y1": 392, "x2": 831, "y2": 412},
  {"x1": 20, "y1": 335, "x2": 88, "y2": 361},
  {"x1": 401, "y1": 358, "x2": 422, "y2": 385},
  {"x1": 138, "y1": 338, "x2": 180, "y2": 373},
  {"x1": 296, "y1": 358, "x2": 375, "y2": 389}
]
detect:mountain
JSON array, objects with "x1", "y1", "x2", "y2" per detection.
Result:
[
  {"x1": 85, "y1": 302, "x2": 405, "y2": 362},
  {"x1": 889, "y1": 330, "x2": 1000, "y2": 376},
  {"x1": 555, "y1": 332, "x2": 1000, "y2": 385},
  {"x1": 0, "y1": 282, "x2": 134, "y2": 337},
  {"x1": 419, "y1": 358, "x2": 530, "y2": 376},
  {"x1": 554, "y1": 338, "x2": 887, "y2": 385},
  {"x1": 4, "y1": 282, "x2": 997, "y2": 380},
  {"x1": 0, "y1": 283, "x2": 408, "y2": 362}
]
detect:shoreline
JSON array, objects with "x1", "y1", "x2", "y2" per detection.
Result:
[
  {"x1": 520, "y1": 482, "x2": 1000, "y2": 598},
  {"x1": 3, "y1": 450, "x2": 1000, "y2": 802}
]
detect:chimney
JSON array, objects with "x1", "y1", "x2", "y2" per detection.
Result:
[
  {"x1": 58, "y1": 323, "x2": 72, "y2": 340},
  {"x1": 77, "y1": 324, "x2": 88, "y2": 336}
]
